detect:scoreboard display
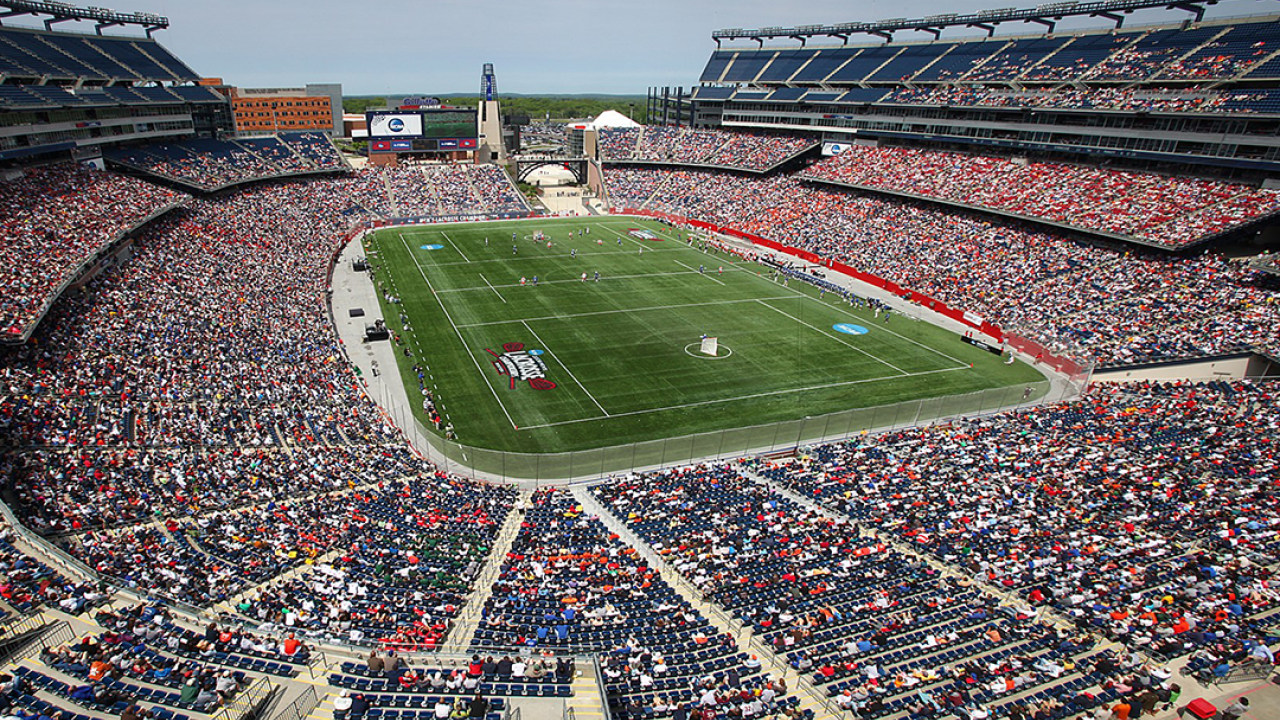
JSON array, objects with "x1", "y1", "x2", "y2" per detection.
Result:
[
  {"x1": 366, "y1": 108, "x2": 478, "y2": 153},
  {"x1": 367, "y1": 112, "x2": 423, "y2": 138},
  {"x1": 421, "y1": 110, "x2": 476, "y2": 139}
]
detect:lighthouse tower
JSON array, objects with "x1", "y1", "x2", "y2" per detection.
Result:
[{"x1": 478, "y1": 63, "x2": 506, "y2": 162}]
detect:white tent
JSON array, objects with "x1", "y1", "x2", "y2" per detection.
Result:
[{"x1": 588, "y1": 110, "x2": 641, "y2": 129}]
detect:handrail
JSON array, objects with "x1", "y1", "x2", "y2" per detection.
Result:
[
  {"x1": 212, "y1": 675, "x2": 276, "y2": 720},
  {"x1": 0, "y1": 612, "x2": 50, "y2": 641},
  {"x1": 0, "y1": 620, "x2": 77, "y2": 666},
  {"x1": 590, "y1": 655, "x2": 613, "y2": 720},
  {"x1": 268, "y1": 686, "x2": 318, "y2": 720},
  {"x1": 307, "y1": 650, "x2": 331, "y2": 680}
]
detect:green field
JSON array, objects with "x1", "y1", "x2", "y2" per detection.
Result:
[{"x1": 364, "y1": 217, "x2": 1045, "y2": 454}]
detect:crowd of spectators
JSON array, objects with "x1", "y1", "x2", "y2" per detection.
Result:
[
  {"x1": 590, "y1": 464, "x2": 1180, "y2": 720},
  {"x1": 878, "y1": 85, "x2": 1278, "y2": 114},
  {"x1": 0, "y1": 165, "x2": 186, "y2": 340},
  {"x1": 476, "y1": 488, "x2": 789, "y2": 720},
  {"x1": 469, "y1": 165, "x2": 530, "y2": 215},
  {"x1": 0, "y1": 171, "x2": 514, "y2": 626},
  {"x1": 800, "y1": 145, "x2": 1280, "y2": 248},
  {"x1": 237, "y1": 476, "x2": 513, "y2": 649},
  {"x1": 603, "y1": 165, "x2": 1280, "y2": 365},
  {"x1": 598, "y1": 128, "x2": 814, "y2": 171},
  {"x1": 105, "y1": 135, "x2": 345, "y2": 191},
  {"x1": 0, "y1": 530, "x2": 108, "y2": 615},
  {"x1": 751, "y1": 380, "x2": 1280, "y2": 661},
  {"x1": 383, "y1": 164, "x2": 528, "y2": 219}
]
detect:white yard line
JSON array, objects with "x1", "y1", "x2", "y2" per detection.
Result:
[
  {"x1": 520, "y1": 320, "x2": 610, "y2": 417},
  {"x1": 455, "y1": 296, "x2": 796, "y2": 328},
  {"x1": 415, "y1": 247, "x2": 682, "y2": 269},
  {"x1": 767, "y1": 274, "x2": 973, "y2": 369},
  {"x1": 600, "y1": 223, "x2": 650, "y2": 249},
  {"x1": 756, "y1": 299, "x2": 910, "y2": 376},
  {"x1": 397, "y1": 232, "x2": 519, "y2": 430},
  {"x1": 674, "y1": 259, "x2": 725, "y2": 286},
  {"x1": 517, "y1": 367, "x2": 968, "y2": 430},
  {"x1": 439, "y1": 268, "x2": 744, "y2": 295},
  {"x1": 478, "y1": 273, "x2": 507, "y2": 304},
  {"x1": 440, "y1": 231, "x2": 470, "y2": 263}
]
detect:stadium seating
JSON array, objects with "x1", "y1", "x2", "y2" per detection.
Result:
[
  {"x1": 104, "y1": 135, "x2": 346, "y2": 191},
  {"x1": 0, "y1": 27, "x2": 198, "y2": 82},
  {"x1": 602, "y1": 164, "x2": 1280, "y2": 366},
  {"x1": 598, "y1": 127, "x2": 815, "y2": 171},
  {"x1": 472, "y1": 488, "x2": 783, "y2": 719},
  {"x1": 750, "y1": 379, "x2": 1280, "y2": 663},
  {"x1": 801, "y1": 145, "x2": 1280, "y2": 248},
  {"x1": 591, "y1": 464, "x2": 1132, "y2": 719},
  {"x1": 0, "y1": 165, "x2": 186, "y2": 341},
  {"x1": 384, "y1": 164, "x2": 528, "y2": 219},
  {"x1": 700, "y1": 19, "x2": 1280, "y2": 88}
]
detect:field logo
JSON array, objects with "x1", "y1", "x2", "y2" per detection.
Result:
[
  {"x1": 420, "y1": 244, "x2": 444, "y2": 250},
  {"x1": 628, "y1": 228, "x2": 663, "y2": 241},
  {"x1": 833, "y1": 323, "x2": 869, "y2": 335},
  {"x1": 486, "y1": 342, "x2": 556, "y2": 390}
]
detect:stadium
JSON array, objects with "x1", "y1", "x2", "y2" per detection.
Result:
[{"x1": 0, "y1": 2, "x2": 1277, "y2": 720}]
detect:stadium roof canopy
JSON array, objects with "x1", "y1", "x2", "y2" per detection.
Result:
[
  {"x1": 711, "y1": 0, "x2": 1264, "y2": 45},
  {"x1": 589, "y1": 110, "x2": 641, "y2": 129}
]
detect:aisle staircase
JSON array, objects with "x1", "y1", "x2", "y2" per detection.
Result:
[
  {"x1": 571, "y1": 486, "x2": 840, "y2": 720},
  {"x1": 440, "y1": 488, "x2": 532, "y2": 654}
]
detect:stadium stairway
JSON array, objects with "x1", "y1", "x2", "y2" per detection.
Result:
[
  {"x1": 381, "y1": 173, "x2": 401, "y2": 218},
  {"x1": 570, "y1": 486, "x2": 843, "y2": 720},
  {"x1": 439, "y1": 488, "x2": 533, "y2": 654},
  {"x1": 462, "y1": 168, "x2": 488, "y2": 210}
]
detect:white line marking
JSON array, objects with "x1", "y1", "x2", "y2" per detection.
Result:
[
  {"x1": 478, "y1": 273, "x2": 506, "y2": 304},
  {"x1": 455, "y1": 296, "x2": 796, "y2": 328},
  {"x1": 674, "y1": 259, "x2": 725, "y2": 286},
  {"x1": 517, "y1": 367, "x2": 968, "y2": 430},
  {"x1": 756, "y1": 299, "x2": 909, "y2": 375},
  {"x1": 600, "y1": 223, "x2": 648, "y2": 249},
  {"x1": 438, "y1": 268, "x2": 735, "y2": 295},
  {"x1": 414, "y1": 247, "x2": 684, "y2": 269},
  {"x1": 768, "y1": 279, "x2": 971, "y2": 369},
  {"x1": 441, "y1": 231, "x2": 469, "y2": 263},
  {"x1": 520, "y1": 320, "x2": 610, "y2": 417},
  {"x1": 397, "y1": 232, "x2": 519, "y2": 430}
]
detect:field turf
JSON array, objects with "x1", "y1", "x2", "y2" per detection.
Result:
[{"x1": 363, "y1": 217, "x2": 1045, "y2": 454}]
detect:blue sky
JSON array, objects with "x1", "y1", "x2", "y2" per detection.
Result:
[{"x1": 11, "y1": 0, "x2": 1277, "y2": 95}]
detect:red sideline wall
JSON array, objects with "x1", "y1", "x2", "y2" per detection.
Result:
[{"x1": 613, "y1": 208, "x2": 1084, "y2": 378}]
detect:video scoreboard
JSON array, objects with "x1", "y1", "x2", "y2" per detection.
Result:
[{"x1": 366, "y1": 109, "x2": 478, "y2": 153}]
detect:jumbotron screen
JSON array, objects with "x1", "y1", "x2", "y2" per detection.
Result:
[
  {"x1": 420, "y1": 109, "x2": 476, "y2": 139},
  {"x1": 366, "y1": 109, "x2": 477, "y2": 152},
  {"x1": 367, "y1": 111, "x2": 423, "y2": 139}
]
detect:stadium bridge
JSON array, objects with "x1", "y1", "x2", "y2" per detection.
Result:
[{"x1": 513, "y1": 155, "x2": 591, "y2": 184}]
